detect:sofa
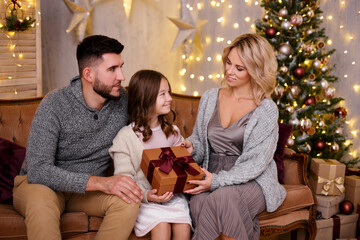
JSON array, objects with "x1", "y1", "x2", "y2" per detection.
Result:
[{"x1": 0, "y1": 93, "x2": 317, "y2": 240}]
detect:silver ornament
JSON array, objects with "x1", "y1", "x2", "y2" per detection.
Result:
[
  {"x1": 300, "y1": 118, "x2": 312, "y2": 131},
  {"x1": 274, "y1": 85, "x2": 285, "y2": 98},
  {"x1": 335, "y1": 128, "x2": 343, "y2": 135},
  {"x1": 320, "y1": 79, "x2": 329, "y2": 89},
  {"x1": 281, "y1": 20, "x2": 291, "y2": 30},
  {"x1": 298, "y1": 142, "x2": 312, "y2": 153},
  {"x1": 286, "y1": 106, "x2": 294, "y2": 114},
  {"x1": 324, "y1": 87, "x2": 336, "y2": 99},
  {"x1": 330, "y1": 142, "x2": 339, "y2": 152},
  {"x1": 318, "y1": 120, "x2": 325, "y2": 128},
  {"x1": 290, "y1": 85, "x2": 301, "y2": 98},
  {"x1": 287, "y1": 137, "x2": 295, "y2": 147},
  {"x1": 278, "y1": 42, "x2": 293, "y2": 55},
  {"x1": 312, "y1": 59, "x2": 322, "y2": 69},
  {"x1": 279, "y1": 8, "x2": 288, "y2": 17},
  {"x1": 321, "y1": 66, "x2": 328, "y2": 72},
  {"x1": 289, "y1": 118, "x2": 299, "y2": 126}
]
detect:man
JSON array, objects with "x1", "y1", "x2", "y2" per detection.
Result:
[{"x1": 13, "y1": 35, "x2": 142, "y2": 240}]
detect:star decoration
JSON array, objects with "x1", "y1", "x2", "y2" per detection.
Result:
[
  {"x1": 122, "y1": 0, "x2": 133, "y2": 19},
  {"x1": 63, "y1": 0, "x2": 101, "y2": 41},
  {"x1": 168, "y1": 0, "x2": 207, "y2": 54}
]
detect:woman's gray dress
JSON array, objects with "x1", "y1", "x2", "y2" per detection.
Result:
[{"x1": 189, "y1": 101, "x2": 266, "y2": 240}]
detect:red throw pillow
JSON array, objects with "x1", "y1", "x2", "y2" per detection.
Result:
[
  {"x1": 274, "y1": 123, "x2": 293, "y2": 184},
  {"x1": 0, "y1": 138, "x2": 26, "y2": 204}
]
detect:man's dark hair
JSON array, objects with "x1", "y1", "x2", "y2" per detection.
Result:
[{"x1": 76, "y1": 35, "x2": 124, "y2": 77}]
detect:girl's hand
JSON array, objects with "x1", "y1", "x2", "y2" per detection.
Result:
[
  {"x1": 184, "y1": 167, "x2": 212, "y2": 195},
  {"x1": 181, "y1": 140, "x2": 193, "y2": 154},
  {"x1": 147, "y1": 189, "x2": 173, "y2": 203}
]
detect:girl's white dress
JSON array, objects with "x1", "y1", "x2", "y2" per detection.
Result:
[{"x1": 109, "y1": 123, "x2": 192, "y2": 237}]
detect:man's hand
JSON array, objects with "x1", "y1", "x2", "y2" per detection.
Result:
[
  {"x1": 184, "y1": 167, "x2": 212, "y2": 195},
  {"x1": 147, "y1": 189, "x2": 173, "y2": 203},
  {"x1": 86, "y1": 175, "x2": 143, "y2": 204},
  {"x1": 181, "y1": 140, "x2": 193, "y2": 154}
]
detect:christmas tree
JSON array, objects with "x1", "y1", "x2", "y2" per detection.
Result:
[{"x1": 255, "y1": 0, "x2": 359, "y2": 166}]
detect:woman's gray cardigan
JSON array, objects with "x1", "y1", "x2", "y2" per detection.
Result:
[{"x1": 188, "y1": 88, "x2": 286, "y2": 212}]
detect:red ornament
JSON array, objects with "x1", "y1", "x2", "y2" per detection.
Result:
[
  {"x1": 339, "y1": 200, "x2": 354, "y2": 215},
  {"x1": 293, "y1": 67, "x2": 306, "y2": 79},
  {"x1": 313, "y1": 139, "x2": 326, "y2": 151},
  {"x1": 304, "y1": 96, "x2": 316, "y2": 106},
  {"x1": 265, "y1": 27, "x2": 277, "y2": 38},
  {"x1": 335, "y1": 107, "x2": 347, "y2": 118}
]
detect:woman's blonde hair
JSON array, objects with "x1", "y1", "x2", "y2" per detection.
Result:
[{"x1": 221, "y1": 33, "x2": 277, "y2": 105}]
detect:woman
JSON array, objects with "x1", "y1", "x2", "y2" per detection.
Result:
[{"x1": 182, "y1": 33, "x2": 286, "y2": 240}]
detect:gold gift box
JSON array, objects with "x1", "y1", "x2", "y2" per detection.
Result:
[{"x1": 309, "y1": 158, "x2": 346, "y2": 196}]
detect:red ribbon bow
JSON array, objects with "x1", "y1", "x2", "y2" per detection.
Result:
[{"x1": 158, "y1": 147, "x2": 200, "y2": 176}]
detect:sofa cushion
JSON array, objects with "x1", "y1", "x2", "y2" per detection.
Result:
[
  {"x1": 0, "y1": 138, "x2": 26, "y2": 204},
  {"x1": 258, "y1": 184, "x2": 314, "y2": 220},
  {"x1": 274, "y1": 123, "x2": 293, "y2": 184}
]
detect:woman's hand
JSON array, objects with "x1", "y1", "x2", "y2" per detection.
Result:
[
  {"x1": 181, "y1": 140, "x2": 193, "y2": 154},
  {"x1": 147, "y1": 189, "x2": 173, "y2": 203},
  {"x1": 184, "y1": 167, "x2": 212, "y2": 195}
]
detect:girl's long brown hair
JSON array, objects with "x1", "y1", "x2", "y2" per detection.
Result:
[{"x1": 128, "y1": 69, "x2": 177, "y2": 142}]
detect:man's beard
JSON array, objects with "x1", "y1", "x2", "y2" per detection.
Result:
[{"x1": 93, "y1": 77, "x2": 121, "y2": 100}]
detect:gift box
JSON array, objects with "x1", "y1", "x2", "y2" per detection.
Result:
[
  {"x1": 317, "y1": 194, "x2": 345, "y2": 219},
  {"x1": 345, "y1": 168, "x2": 360, "y2": 213},
  {"x1": 141, "y1": 146, "x2": 203, "y2": 196},
  {"x1": 309, "y1": 158, "x2": 346, "y2": 196},
  {"x1": 315, "y1": 213, "x2": 359, "y2": 240}
]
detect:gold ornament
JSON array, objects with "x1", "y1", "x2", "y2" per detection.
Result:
[
  {"x1": 168, "y1": 0, "x2": 207, "y2": 54},
  {"x1": 320, "y1": 79, "x2": 329, "y2": 89},
  {"x1": 286, "y1": 106, "x2": 294, "y2": 114},
  {"x1": 289, "y1": 85, "x2": 301, "y2": 98},
  {"x1": 300, "y1": 118, "x2": 312, "y2": 131},
  {"x1": 335, "y1": 128, "x2": 343, "y2": 135},
  {"x1": 330, "y1": 143, "x2": 339, "y2": 152},
  {"x1": 318, "y1": 120, "x2": 325, "y2": 128},
  {"x1": 279, "y1": 65, "x2": 289, "y2": 74},
  {"x1": 317, "y1": 41, "x2": 325, "y2": 49},
  {"x1": 274, "y1": 85, "x2": 285, "y2": 99},
  {"x1": 287, "y1": 137, "x2": 295, "y2": 147}
]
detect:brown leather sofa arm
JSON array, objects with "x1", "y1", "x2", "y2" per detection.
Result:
[{"x1": 283, "y1": 149, "x2": 310, "y2": 186}]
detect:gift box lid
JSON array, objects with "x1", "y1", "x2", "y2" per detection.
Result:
[
  {"x1": 311, "y1": 158, "x2": 346, "y2": 174},
  {"x1": 345, "y1": 175, "x2": 360, "y2": 187},
  {"x1": 316, "y1": 194, "x2": 345, "y2": 207}
]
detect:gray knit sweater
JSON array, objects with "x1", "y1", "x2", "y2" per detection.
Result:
[
  {"x1": 188, "y1": 88, "x2": 286, "y2": 212},
  {"x1": 20, "y1": 76, "x2": 129, "y2": 193}
]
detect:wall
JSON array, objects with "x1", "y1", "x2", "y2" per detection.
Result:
[{"x1": 41, "y1": 0, "x2": 359, "y2": 154}]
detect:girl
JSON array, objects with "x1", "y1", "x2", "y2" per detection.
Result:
[{"x1": 109, "y1": 70, "x2": 191, "y2": 240}]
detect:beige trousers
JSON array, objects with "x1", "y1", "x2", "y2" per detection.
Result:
[{"x1": 13, "y1": 175, "x2": 140, "y2": 240}]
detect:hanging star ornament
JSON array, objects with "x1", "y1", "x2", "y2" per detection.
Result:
[
  {"x1": 168, "y1": 0, "x2": 207, "y2": 54},
  {"x1": 122, "y1": 0, "x2": 133, "y2": 19},
  {"x1": 63, "y1": 0, "x2": 102, "y2": 41}
]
